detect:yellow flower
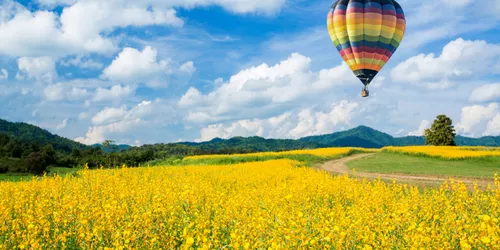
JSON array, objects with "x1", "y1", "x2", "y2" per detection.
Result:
[
  {"x1": 482, "y1": 215, "x2": 491, "y2": 222},
  {"x1": 481, "y1": 237, "x2": 491, "y2": 244},
  {"x1": 0, "y1": 156, "x2": 498, "y2": 249}
]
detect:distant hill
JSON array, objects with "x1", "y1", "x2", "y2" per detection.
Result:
[
  {"x1": 179, "y1": 136, "x2": 321, "y2": 152},
  {"x1": 300, "y1": 126, "x2": 428, "y2": 148},
  {"x1": 455, "y1": 136, "x2": 500, "y2": 146},
  {"x1": 182, "y1": 126, "x2": 500, "y2": 150},
  {"x1": 0, "y1": 119, "x2": 88, "y2": 153}
]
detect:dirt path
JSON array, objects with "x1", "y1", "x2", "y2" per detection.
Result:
[{"x1": 320, "y1": 153, "x2": 495, "y2": 188}]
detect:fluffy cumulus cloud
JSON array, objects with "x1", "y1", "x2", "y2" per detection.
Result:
[
  {"x1": 0, "y1": 0, "x2": 286, "y2": 58},
  {"x1": 455, "y1": 103, "x2": 500, "y2": 136},
  {"x1": 179, "y1": 61, "x2": 196, "y2": 75},
  {"x1": 408, "y1": 120, "x2": 431, "y2": 136},
  {"x1": 179, "y1": 53, "x2": 358, "y2": 124},
  {"x1": 392, "y1": 38, "x2": 500, "y2": 89},
  {"x1": 91, "y1": 107, "x2": 129, "y2": 125},
  {"x1": 486, "y1": 115, "x2": 500, "y2": 136},
  {"x1": 469, "y1": 83, "x2": 500, "y2": 103},
  {"x1": 0, "y1": 0, "x2": 182, "y2": 57},
  {"x1": 197, "y1": 100, "x2": 360, "y2": 142},
  {"x1": 290, "y1": 101, "x2": 359, "y2": 138},
  {"x1": 92, "y1": 85, "x2": 135, "y2": 102},
  {"x1": 75, "y1": 100, "x2": 155, "y2": 144},
  {"x1": 17, "y1": 56, "x2": 57, "y2": 83},
  {"x1": 102, "y1": 46, "x2": 171, "y2": 87},
  {"x1": 43, "y1": 82, "x2": 89, "y2": 101}
]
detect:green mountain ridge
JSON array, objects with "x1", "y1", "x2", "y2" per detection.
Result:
[
  {"x1": 0, "y1": 119, "x2": 88, "y2": 153},
  {"x1": 180, "y1": 126, "x2": 500, "y2": 150}
]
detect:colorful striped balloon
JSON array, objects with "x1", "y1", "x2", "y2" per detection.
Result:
[{"x1": 327, "y1": 0, "x2": 406, "y2": 89}]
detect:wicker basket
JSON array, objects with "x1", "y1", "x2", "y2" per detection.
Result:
[{"x1": 361, "y1": 89, "x2": 369, "y2": 97}]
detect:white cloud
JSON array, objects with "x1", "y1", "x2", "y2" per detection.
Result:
[
  {"x1": 17, "y1": 56, "x2": 57, "y2": 83},
  {"x1": 1, "y1": 0, "x2": 286, "y2": 58},
  {"x1": 102, "y1": 46, "x2": 170, "y2": 87},
  {"x1": 60, "y1": 56, "x2": 103, "y2": 69},
  {"x1": 0, "y1": 69, "x2": 7, "y2": 80},
  {"x1": 93, "y1": 85, "x2": 134, "y2": 102},
  {"x1": 179, "y1": 53, "x2": 357, "y2": 124},
  {"x1": 178, "y1": 87, "x2": 203, "y2": 108},
  {"x1": 469, "y1": 83, "x2": 500, "y2": 103},
  {"x1": 78, "y1": 112, "x2": 89, "y2": 120},
  {"x1": 43, "y1": 82, "x2": 89, "y2": 101},
  {"x1": 485, "y1": 114, "x2": 500, "y2": 136},
  {"x1": 75, "y1": 118, "x2": 141, "y2": 145},
  {"x1": 290, "y1": 100, "x2": 359, "y2": 138},
  {"x1": 199, "y1": 120, "x2": 264, "y2": 142},
  {"x1": 456, "y1": 103, "x2": 499, "y2": 136},
  {"x1": 0, "y1": 6, "x2": 71, "y2": 57},
  {"x1": 408, "y1": 120, "x2": 431, "y2": 136},
  {"x1": 398, "y1": 0, "x2": 499, "y2": 51},
  {"x1": 392, "y1": 38, "x2": 500, "y2": 89},
  {"x1": 197, "y1": 100, "x2": 360, "y2": 141},
  {"x1": 395, "y1": 129, "x2": 405, "y2": 136},
  {"x1": 76, "y1": 101, "x2": 154, "y2": 144},
  {"x1": 179, "y1": 61, "x2": 196, "y2": 74},
  {"x1": 55, "y1": 118, "x2": 68, "y2": 131},
  {"x1": 0, "y1": 1, "x2": 183, "y2": 57},
  {"x1": 37, "y1": 0, "x2": 286, "y2": 14},
  {"x1": 91, "y1": 107, "x2": 128, "y2": 125},
  {"x1": 38, "y1": 0, "x2": 77, "y2": 6},
  {"x1": 60, "y1": 1, "x2": 183, "y2": 53},
  {"x1": 483, "y1": 113, "x2": 500, "y2": 136}
]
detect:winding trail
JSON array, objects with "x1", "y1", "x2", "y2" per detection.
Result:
[{"x1": 320, "y1": 153, "x2": 495, "y2": 188}]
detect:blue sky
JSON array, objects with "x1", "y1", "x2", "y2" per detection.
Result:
[{"x1": 0, "y1": 0, "x2": 500, "y2": 145}]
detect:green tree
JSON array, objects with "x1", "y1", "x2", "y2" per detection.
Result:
[
  {"x1": 0, "y1": 134, "x2": 9, "y2": 146},
  {"x1": 42, "y1": 145, "x2": 57, "y2": 166},
  {"x1": 25, "y1": 152, "x2": 48, "y2": 175},
  {"x1": 424, "y1": 115, "x2": 456, "y2": 146},
  {"x1": 71, "y1": 149, "x2": 82, "y2": 159},
  {"x1": 102, "y1": 140, "x2": 119, "y2": 152}
]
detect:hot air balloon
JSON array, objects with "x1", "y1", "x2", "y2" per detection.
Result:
[{"x1": 327, "y1": 0, "x2": 406, "y2": 97}]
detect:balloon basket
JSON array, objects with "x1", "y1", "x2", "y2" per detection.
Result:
[{"x1": 361, "y1": 89, "x2": 369, "y2": 98}]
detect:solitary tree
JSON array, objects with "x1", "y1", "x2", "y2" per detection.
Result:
[
  {"x1": 424, "y1": 115, "x2": 456, "y2": 146},
  {"x1": 102, "y1": 140, "x2": 119, "y2": 152}
]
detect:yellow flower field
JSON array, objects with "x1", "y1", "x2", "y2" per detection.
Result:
[
  {"x1": 0, "y1": 160, "x2": 499, "y2": 249},
  {"x1": 184, "y1": 147, "x2": 379, "y2": 160},
  {"x1": 384, "y1": 146, "x2": 500, "y2": 159}
]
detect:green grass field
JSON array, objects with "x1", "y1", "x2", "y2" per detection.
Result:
[
  {"x1": 346, "y1": 152, "x2": 500, "y2": 179},
  {"x1": 0, "y1": 166, "x2": 78, "y2": 182}
]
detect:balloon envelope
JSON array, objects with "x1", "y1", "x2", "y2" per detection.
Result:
[{"x1": 327, "y1": 0, "x2": 406, "y2": 86}]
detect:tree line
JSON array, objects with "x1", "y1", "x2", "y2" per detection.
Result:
[{"x1": 0, "y1": 114, "x2": 458, "y2": 176}]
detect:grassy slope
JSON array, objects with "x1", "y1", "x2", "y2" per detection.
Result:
[{"x1": 346, "y1": 152, "x2": 500, "y2": 179}]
